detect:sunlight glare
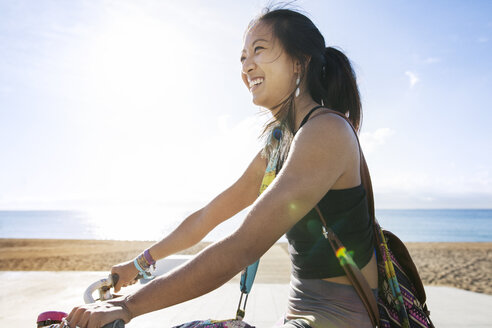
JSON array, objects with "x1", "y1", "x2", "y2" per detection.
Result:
[{"x1": 86, "y1": 205, "x2": 184, "y2": 241}]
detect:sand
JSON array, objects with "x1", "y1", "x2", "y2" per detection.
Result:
[
  {"x1": 1, "y1": 239, "x2": 491, "y2": 294},
  {"x1": 0, "y1": 239, "x2": 202, "y2": 271},
  {"x1": 404, "y1": 242, "x2": 492, "y2": 295}
]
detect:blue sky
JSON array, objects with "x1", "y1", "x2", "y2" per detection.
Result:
[{"x1": 1, "y1": 0, "x2": 491, "y2": 216}]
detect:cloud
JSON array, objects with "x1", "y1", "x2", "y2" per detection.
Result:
[
  {"x1": 360, "y1": 128, "x2": 396, "y2": 154},
  {"x1": 424, "y1": 57, "x2": 441, "y2": 64},
  {"x1": 405, "y1": 71, "x2": 419, "y2": 88},
  {"x1": 477, "y1": 36, "x2": 489, "y2": 43},
  {"x1": 371, "y1": 164, "x2": 492, "y2": 209},
  {"x1": 0, "y1": 86, "x2": 13, "y2": 95}
]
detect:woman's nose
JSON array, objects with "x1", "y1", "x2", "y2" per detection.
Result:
[{"x1": 241, "y1": 56, "x2": 256, "y2": 74}]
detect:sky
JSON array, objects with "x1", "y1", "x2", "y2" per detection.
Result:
[{"x1": 1, "y1": 0, "x2": 491, "y2": 221}]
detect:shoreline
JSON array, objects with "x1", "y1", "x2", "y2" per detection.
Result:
[{"x1": 1, "y1": 238, "x2": 491, "y2": 295}]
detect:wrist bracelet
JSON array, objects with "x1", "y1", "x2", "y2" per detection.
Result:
[
  {"x1": 137, "y1": 254, "x2": 150, "y2": 271},
  {"x1": 143, "y1": 249, "x2": 156, "y2": 268},
  {"x1": 133, "y1": 258, "x2": 152, "y2": 279}
]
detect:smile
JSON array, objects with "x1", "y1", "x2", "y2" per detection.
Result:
[{"x1": 248, "y1": 78, "x2": 264, "y2": 92}]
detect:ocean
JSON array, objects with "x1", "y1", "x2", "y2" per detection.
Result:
[{"x1": 0, "y1": 209, "x2": 491, "y2": 242}]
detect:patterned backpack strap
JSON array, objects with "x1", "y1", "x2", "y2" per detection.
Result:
[{"x1": 315, "y1": 206, "x2": 380, "y2": 327}]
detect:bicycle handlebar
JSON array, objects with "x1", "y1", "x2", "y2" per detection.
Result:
[
  {"x1": 101, "y1": 319, "x2": 125, "y2": 328},
  {"x1": 83, "y1": 274, "x2": 118, "y2": 304},
  {"x1": 82, "y1": 274, "x2": 125, "y2": 327}
]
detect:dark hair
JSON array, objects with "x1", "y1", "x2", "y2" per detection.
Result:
[{"x1": 250, "y1": 7, "x2": 362, "y2": 165}]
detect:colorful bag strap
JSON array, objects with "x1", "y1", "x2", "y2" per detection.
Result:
[
  {"x1": 236, "y1": 126, "x2": 283, "y2": 320},
  {"x1": 315, "y1": 205, "x2": 380, "y2": 326},
  {"x1": 236, "y1": 106, "x2": 322, "y2": 319}
]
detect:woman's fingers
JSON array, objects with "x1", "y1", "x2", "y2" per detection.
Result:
[
  {"x1": 111, "y1": 260, "x2": 139, "y2": 293},
  {"x1": 119, "y1": 277, "x2": 138, "y2": 293},
  {"x1": 78, "y1": 310, "x2": 92, "y2": 328},
  {"x1": 66, "y1": 305, "x2": 84, "y2": 326},
  {"x1": 112, "y1": 268, "x2": 123, "y2": 293},
  {"x1": 65, "y1": 302, "x2": 130, "y2": 328},
  {"x1": 67, "y1": 305, "x2": 96, "y2": 328}
]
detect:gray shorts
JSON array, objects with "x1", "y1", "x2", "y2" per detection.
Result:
[{"x1": 279, "y1": 275, "x2": 378, "y2": 328}]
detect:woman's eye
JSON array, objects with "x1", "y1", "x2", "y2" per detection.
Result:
[{"x1": 240, "y1": 46, "x2": 265, "y2": 62}]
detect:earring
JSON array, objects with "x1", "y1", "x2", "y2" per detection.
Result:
[{"x1": 295, "y1": 77, "x2": 300, "y2": 97}]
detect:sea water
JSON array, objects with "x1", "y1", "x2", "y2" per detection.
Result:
[{"x1": 0, "y1": 209, "x2": 491, "y2": 242}]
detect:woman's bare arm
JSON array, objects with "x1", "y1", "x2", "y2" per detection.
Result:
[
  {"x1": 66, "y1": 114, "x2": 358, "y2": 327},
  {"x1": 124, "y1": 114, "x2": 357, "y2": 317}
]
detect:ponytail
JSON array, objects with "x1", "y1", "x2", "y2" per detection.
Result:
[{"x1": 318, "y1": 47, "x2": 362, "y2": 132}]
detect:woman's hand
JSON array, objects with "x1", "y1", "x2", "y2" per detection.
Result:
[
  {"x1": 66, "y1": 297, "x2": 132, "y2": 328},
  {"x1": 111, "y1": 260, "x2": 139, "y2": 293}
]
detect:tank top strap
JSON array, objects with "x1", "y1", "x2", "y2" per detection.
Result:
[
  {"x1": 299, "y1": 105, "x2": 324, "y2": 130},
  {"x1": 298, "y1": 107, "x2": 359, "y2": 143}
]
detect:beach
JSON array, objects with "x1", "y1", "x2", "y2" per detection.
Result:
[{"x1": 0, "y1": 238, "x2": 491, "y2": 294}]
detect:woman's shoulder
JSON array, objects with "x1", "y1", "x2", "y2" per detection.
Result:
[
  {"x1": 290, "y1": 108, "x2": 360, "y2": 173},
  {"x1": 296, "y1": 109, "x2": 358, "y2": 147},
  {"x1": 309, "y1": 107, "x2": 353, "y2": 127},
  {"x1": 290, "y1": 109, "x2": 361, "y2": 190}
]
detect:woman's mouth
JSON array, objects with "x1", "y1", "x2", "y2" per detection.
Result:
[{"x1": 249, "y1": 77, "x2": 264, "y2": 92}]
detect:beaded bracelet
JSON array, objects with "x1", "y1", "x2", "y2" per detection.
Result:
[
  {"x1": 133, "y1": 258, "x2": 152, "y2": 279},
  {"x1": 136, "y1": 254, "x2": 150, "y2": 270},
  {"x1": 143, "y1": 249, "x2": 156, "y2": 269}
]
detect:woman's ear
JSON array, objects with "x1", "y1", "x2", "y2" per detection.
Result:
[
  {"x1": 293, "y1": 56, "x2": 311, "y2": 74},
  {"x1": 294, "y1": 61, "x2": 301, "y2": 74}
]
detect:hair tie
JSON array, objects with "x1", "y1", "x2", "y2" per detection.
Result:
[{"x1": 324, "y1": 46, "x2": 335, "y2": 59}]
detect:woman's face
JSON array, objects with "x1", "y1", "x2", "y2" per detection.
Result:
[{"x1": 241, "y1": 22, "x2": 298, "y2": 110}]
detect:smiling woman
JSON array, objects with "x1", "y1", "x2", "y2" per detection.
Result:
[
  {"x1": 65, "y1": 6, "x2": 380, "y2": 328},
  {"x1": 240, "y1": 23, "x2": 298, "y2": 110}
]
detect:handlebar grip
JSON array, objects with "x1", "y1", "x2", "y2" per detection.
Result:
[
  {"x1": 111, "y1": 273, "x2": 119, "y2": 287},
  {"x1": 101, "y1": 319, "x2": 125, "y2": 328}
]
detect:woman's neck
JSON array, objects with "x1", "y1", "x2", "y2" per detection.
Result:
[{"x1": 293, "y1": 93, "x2": 322, "y2": 132}]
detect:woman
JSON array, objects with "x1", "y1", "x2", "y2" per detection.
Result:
[{"x1": 67, "y1": 8, "x2": 378, "y2": 328}]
